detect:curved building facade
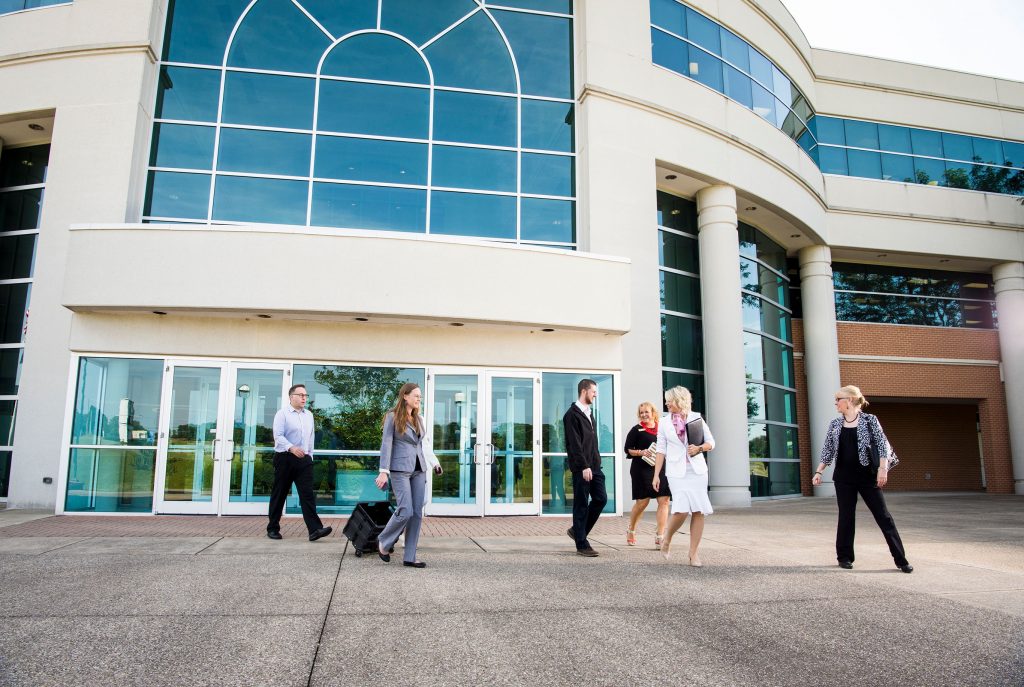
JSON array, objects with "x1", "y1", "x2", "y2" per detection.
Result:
[{"x1": 1, "y1": 0, "x2": 1021, "y2": 516}]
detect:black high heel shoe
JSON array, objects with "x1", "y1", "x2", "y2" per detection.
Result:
[
  {"x1": 377, "y1": 546, "x2": 391, "y2": 563},
  {"x1": 403, "y1": 561, "x2": 426, "y2": 568}
]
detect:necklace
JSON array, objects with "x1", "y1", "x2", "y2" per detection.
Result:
[{"x1": 843, "y1": 412, "x2": 860, "y2": 425}]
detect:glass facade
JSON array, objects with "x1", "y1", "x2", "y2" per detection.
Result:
[
  {"x1": 0, "y1": 144, "x2": 48, "y2": 498},
  {"x1": 739, "y1": 224, "x2": 799, "y2": 497},
  {"x1": 815, "y1": 116, "x2": 1024, "y2": 196},
  {"x1": 650, "y1": 0, "x2": 815, "y2": 152},
  {"x1": 650, "y1": 1, "x2": 1024, "y2": 197},
  {"x1": 833, "y1": 263, "x2": 997, "y2": 329},
  {"x1": 541, "y1": 372, "x2": 616, "y2": 515},
  {"x1": 145, "y1": 0, "x2": 576, "y2": 247},
  {"x1": 657, "y1": 191, "x2": 800, "y2": 499},
  {"x1": 0, "y1": 0, "x2": 67, "y2": 17},
  {"x1": 292, "y1": 363, "x2": 425, "y2": 514}
]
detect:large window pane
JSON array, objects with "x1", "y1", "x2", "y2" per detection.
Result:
[
  {"x1": 651, "y1": 0, "x2": 686, "y2": 34},
  {"x1": 424, "y1": 11, "x2": 516, "y2": 92},
  {"x1": 311, "y1": 183, "x2": 426, "y2": 232},
  {"x1": 659, "y1": 230, "x2": 699, "y2": 273},
  {"x1": 881, "y1": 153, "x2": 915, "y2": 183},
  {"x1": 742, "y1": 295, "x2": 789, "y2": 341},
  {"x1": 217, "y1": 129, "x2": 311, "y2": 177},
  {"x1": 720, "y1": 27, "x2": 749, "y2": 71},
  {"x1": 321, "y1": 32, "x2": 429, "y2": 84},
  {"x1": 433, "y1": 146, "x2": 516, "y2": 192},
  {"x1": 1002, "y1": 141, "x2": 1024, "y2": 168},
  {"x1": 814, "y1": 117, "x2": 845, "y2": 146},
  {"x1": 491, "y1": 10, "x2": 573, "y2": 98},
  {"x1": 213, "y1": 176, "x2": 307, "y2": 224},
  {"x1": 0, "y1": 348, "x2": 22, "y2": 395},
  {"x1": 740, "y1": 257, "x2": 787, "y2": 306},
  {"x1": 1, "y1": 146, "x2": 48, "y2": 188},
  {"x1": 70, "y1": 357, "x2": 163, "y2": 446},
  {"x1": 223, "y1": 72, "x2": 315, "y2": 130},
  {"x1": 652, "y1": 28, "x2": 689, "y2": 76},
  {"x1": 661, "y1": 271, "x2": 701, "y2": 315},
  {"x1": 430, "y1": 191, "x2": 515, "y2": 239},
  {"x1": 656, "y1": 191, "x2": 698, "y2": 233},
  {"x1": 0, "y1": 234, "x2": 36, "y2": 280},
  {"x1": 162, "y1": 0, "x2": 250, "y2": 65},
  {"x1": 226, "y1": 0, "x2": 331, "y2": 73},
  {"x1": 738, "y1": 223, "x2": 786, "y2": 272},
  {"x1": 835, "y1": 292, "x2": 993, "y2": 328},
  {"x1": 910, "y1": 128, "x2": 943, "y2": 157},
  {"x1": 295, "y1": 0, "x2": 377, "y2": 44},
  {"x1": 0, "y1": 400, "x2": 14, "y2": 447},
  {"x1": 913, "y1": 156, "x2": 946, "y2": 186},
  {"x1": 64, "y1": 448, "x2": 156, "y2": 513},
  {"x1": 746, "y1": 383, "x2": 796, "y2": 424},
  {"x1": 941, "y1": 132, "x2": 974, "y2": 162},
  {"x1": 972, "y1": 137, "x2": 1004, "y2": 165},
  {"x1": 743, "y1": 332, "x2": 794, "y2": 387},
  {"x1": 541, "y1": 373, "x2": 615, "y2": 454},
  {"x1": 0, "y1": 283, "x2": 30, "y2": 344},
  {"x1": 661, "y1": 314, "x2": 703, "y2": 371},
  {"x1": 0, "y1": 189, "x2": 43, "y2": 232},
  {"x1": 433, "y1": 91, "x2": 517, "y2": 147},
  {"x1": 0, "y1": 449, "x2": 9, "y2": 498},
  {"x1": 818, "y1": 146, "x2": 848, "y2": 175},
  {"x1": 847, "y1": 149, "x2": 882, "y2": 180},
  {"x1": 521, "y1": 198, "x2": 574, "y2": 243},
  {"x1": 844, "y1": 120, "x2": 878, "y2": 149},
  {"x1": 380, "y1": 0, "x2": 476, "y2": 47},
  {"x1": 751, "y1": 81, "x2": 775, "y2": 123},
  {"x1": 150, "y1": 123, "x2": 216, "y2": 170},
  {"x1": 315, "y1": 136, "x2": 427, "y2": 185},
  {"x1": 521, "y1": 99, "x2": 574, "y2": 153},
  {"x1": 293, "y1": 364, "x2": 425, "y2": 451},
  {"x1": 685, "y1": 7, "x2": 720, "y2": 54},
  {"x1": 317, "y1": 81, "x2": 428, "y2": 139},
  {"x1": 878, "y1": 124, "x2": 912, "y2": 154},
  {"x1": 154, "y1": 66, "x2": 221, "y2": 123},
  {"x1": 661, "y1": 370, "x2": 705, "y2": 414},
  {"x1": 144, "y1": 171, "x2": 210, "y2": 219},
  {"x1": 771, "y1": 65, "x2": 792, "y2": 108},
  {"x1": 521, "y1": 153, "x2": 573, "y2": 197},
  {"x1": 724, "y1": 65, "x2": 753, "y2": 109},
  {"x1": 748, "y1": 423, "x2": 797, "y2": 459},
  {"x1": 689, "y1": 47, "x2": 723, "y2": 92}
]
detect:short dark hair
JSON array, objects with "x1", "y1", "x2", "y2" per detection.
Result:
[
  {"x1": 288, "y1": 384, "x2": 306, "y2": 396},
  {"x1": 577, "y1": 378, "x2": 597, "y2": 395}
]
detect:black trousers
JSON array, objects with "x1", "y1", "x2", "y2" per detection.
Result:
[
  {"x1": 570, "y1": 469, "x2": 607, "y2": 549},
  {"x1": 267, "y1": 452, "x2": 323, "y2": 535},
  {"x1": 835, "y1": 480, "x2": 908, "y2": 566}
]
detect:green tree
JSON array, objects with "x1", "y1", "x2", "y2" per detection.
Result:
[{"x1": 308, "y1": 366, "x2": 408, "y2": 451}]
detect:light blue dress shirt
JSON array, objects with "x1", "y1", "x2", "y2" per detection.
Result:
[{"x1": 273, "y1": 406, "x2": 314, "y2": 454}]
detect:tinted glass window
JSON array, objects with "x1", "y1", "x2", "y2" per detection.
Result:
[
  {"x1": 317, "y1": 81, "x2": 429, "y2": 139},
  {"x1": 910, "y1": 129, "x2": 943, "y2": 157},
  {"x1": 878, "y1": 124, "x2": 912, "y2": 154},
  {"x1": 155, "y1": 67, "x2": 221, "y2": 122},
  {"x1": 217, "y1": 129, "x2": 311, "y2": 177},
  {"x1": 311, "y1": 183, "x2": 426, "y2": 232},
  {"x1": 227, "y1": 0, "x2": 331, "y2": 73},
  {"x1": 433, "y1": 92, "x2": 517, "y2": 147},
  {"x1": 430, "y1": 192, "x2": 516, "y2": 239},
  {"x1": 881, "y1": 153, "x2": 915, "y2": 183},
  {"x1": 521, "y1": 153, "x2": 574, "y2": 197},
  {"x1": 222, "y1": 73, "x2": 315, "y2": 130},
  {"x1": 213, "y1": 176, "x2": 308, "y2": 224},
  {"x1": 491, "y1": 10, "x2": 573, "y2": 98},
  {"x1": 848, "y1": 149, "x2": 882, "y2": 180},
  {"x1": 424, "y1": 11, "x2": 516, "y2": 92},
  {"x1": 521, "y1": 198, "x2": 574, "y2": 243},
  {"x1": 150, "y1": 124, "x2": 216, "y2": 170},
  {"x1": 432, "y1": 146, "x2": 516, "y2": 193},
  {"x1": 322, "y1": 33, "x2": 429, "y2": 84},
  {"x1": 685, "y1": 8, "x2": 720, "y2": 55},
  {"x1": 314, "y1": 137, "x2": 428, "y2": 185},
  {"x1": 650, "y1": 0, "x2": 686, "y2": 34},
  {"x1": 844, "y1": 120, "x2": 878, "y2": 149},
  {"x1": 522, "y1": 100, "x2": 574, "y2": 153}
]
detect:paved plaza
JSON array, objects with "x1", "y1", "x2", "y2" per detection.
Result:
[{"x1": 0, "y1": 493, "x2": 1021, "y2": 686}]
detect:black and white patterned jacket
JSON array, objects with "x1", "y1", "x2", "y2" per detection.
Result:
[{"x1": 819, "y1": 412, "x2": 897, "y2": 469}]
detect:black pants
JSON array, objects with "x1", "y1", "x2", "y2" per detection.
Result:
[
  {"x1": 267, "y1": 452, "x2": 323, "y2": 535},
  {"x1": 570, "y1": 469, "x2": 607, "y2": 550},
  {"x1": 835, "y1": 480, "x2": 908, "y2": 566}
]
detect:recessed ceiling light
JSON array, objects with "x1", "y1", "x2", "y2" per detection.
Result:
[
  {"x1": 790, "y1": 234, "x2": 800, "y2": 238},
  {"x1": 28, "y1": 123, "x2": 44, "y2": 131},
  {"x1": 257, "y1": 314, "x2": 271, "y2": 319},
  {"x1": 450, "y1": 322, "x2": 464, "y2": 327},
  {"x1": 152, "y1": 311, "x2": 167, "y2": 316},
  {"x1": 877, "y1": 254, "x2": 888, "y2": 258},
  {"x1": 541, "y1": 328, "x2": 555, "y2": 332},
  {"x1": 745, "y1": 206, "x2": 757, "y2": 211},
  {"x1": 939, "y1": 259, "x2": 950, "y2": 263},
  {"x1": 670, "y1": 209, "x2": 681, "y2": 215},
  {"x1": 354, "y1": 317, "x2": 369, "y2": 322},
  {"x1": 665, "y1": 174, "x2": 677, "y2": 180}
]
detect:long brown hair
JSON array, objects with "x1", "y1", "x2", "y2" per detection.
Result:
[{"x1": 390, "y1": 382, "x2": 422, "y2": 435}]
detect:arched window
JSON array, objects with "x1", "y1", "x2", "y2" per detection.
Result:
[{"x1": 146, "y1": 0, "x2": 576, "y2": 247}]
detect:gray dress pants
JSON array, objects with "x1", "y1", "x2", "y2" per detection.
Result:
[{"x1": 378, "y1": 470, "x2": 425, "y2": 563}]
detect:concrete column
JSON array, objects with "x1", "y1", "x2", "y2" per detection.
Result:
[
  {"x1": 798, "y1": 246, "x2": 842, "y2": 497},
  {"x1": 696, "y1": 185, "x2": 750, "y2": 508},
  {"x1": 993, "y1": 262, "x2": 1024, "y2": 495}
]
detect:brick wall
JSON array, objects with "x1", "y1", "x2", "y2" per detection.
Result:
[{"x1": 792, "y1": 320, "x2": 1012, "y2": 494}]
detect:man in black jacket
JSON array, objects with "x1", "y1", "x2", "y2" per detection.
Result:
[{"x1": 563, "y1": 378, "x2": 607, "y2": 557}]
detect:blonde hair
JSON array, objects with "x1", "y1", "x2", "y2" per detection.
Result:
[
  {"x1": 636, "y1": 401, "x2": 658, "y2": 421},
  {"x1": 663, "y1": 386, "x2": 692, "y2": 415},
  {"x1": 837, "y1": 385, "x2": 869, "y2": 409}
]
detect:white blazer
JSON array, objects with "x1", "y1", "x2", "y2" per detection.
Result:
[{"x1": 656, "y1": 412, "x2": 716, "y2": 477}]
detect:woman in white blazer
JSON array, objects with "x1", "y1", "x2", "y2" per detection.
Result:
[{"x1": 652, "y1": 386, "x2": 715, "y2": 567}]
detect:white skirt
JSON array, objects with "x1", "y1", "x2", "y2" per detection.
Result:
[{"x1": 667, "y1": 462, "x2": 713, "y2": 515}]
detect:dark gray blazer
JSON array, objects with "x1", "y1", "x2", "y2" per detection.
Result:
[{"x1": 379, "y1": 411, "x2": 426, "y2": 473}]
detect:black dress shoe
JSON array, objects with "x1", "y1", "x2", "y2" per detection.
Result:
[
  {"x1": 838, "y1": 560, "x2": 853, "y2": 569},
  {"x1": 267, "y1": 531, "x2": 282, "y2": 540},
  {"x1": 403, "y1": 561, "x2": 427, "y2": 568},
  {"x1": 576, "y1": 548, "x2": 599, "y2": 558},
  {"x1": 308, "y1": 526, "x2": 333, "y2": 542},
  {"x1": 567, "y1": 527, "x2": 575, "y2": 541},
  {"x1": 899, "y1": 564, "x2": 914, "y2": 574},
  {"x1": 377, "y1": 548, "x2": 391, "y2": 563}
]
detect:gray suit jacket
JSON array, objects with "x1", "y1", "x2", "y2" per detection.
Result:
[{"x1": 379, "y1": 411, "x2": 427, "y2": 473}]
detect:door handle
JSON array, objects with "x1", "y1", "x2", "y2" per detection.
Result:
[
  {"x1": 474, "y1": 443, "x2": 483, "y2": 465},
  {"x1": 487, "y1": 443, "x2": 496, "y2": 465}
]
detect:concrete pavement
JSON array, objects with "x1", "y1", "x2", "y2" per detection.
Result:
[{"x1": 0, "y1": 493, "x2": 1021, "y2": 686}]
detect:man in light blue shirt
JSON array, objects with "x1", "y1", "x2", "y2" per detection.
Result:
[{"x1": 267, "y1": 384, "x2": 332, "y2": 542}]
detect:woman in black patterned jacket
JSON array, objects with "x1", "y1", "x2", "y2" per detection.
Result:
[{"x1": 812, "y1": 385, "x2": 913, "y2": 573}]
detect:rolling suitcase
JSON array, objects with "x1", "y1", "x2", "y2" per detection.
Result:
[{"x1": 343, "y1": 501, "x2": 394, "y2": 557}]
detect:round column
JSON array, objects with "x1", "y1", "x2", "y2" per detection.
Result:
[
  {"x1": 798, "y1": 246, "x2": 842, "y2": 497},
  {"x1": 993, "y1": 262, "x2": 1024, "y2": 495},
  {"x1": 696, "y1": 185, "x2": 751, "y2": 508}
]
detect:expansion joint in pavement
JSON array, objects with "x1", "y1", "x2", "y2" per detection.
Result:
[{"x1": 307, "y1": 540, "x2": 347, "y2": 687}]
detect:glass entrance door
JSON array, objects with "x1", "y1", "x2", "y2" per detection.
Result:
[
  {"x1": 220, "y1": 363, "x2": 288, "y2": 515},
  {"x1": 483, "y1": 373, "x2": 540, "y2": 515},
  {"x1": 154, "y1": 363, "x2": 226, "y2": 514},
  {"x1": 427, "y1": 371, "x2": 482, "y2": 516}
]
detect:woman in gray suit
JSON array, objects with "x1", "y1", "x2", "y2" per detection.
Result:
[{"x1": 374, "y1": 382, "x2": 441, "y2": 568}]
